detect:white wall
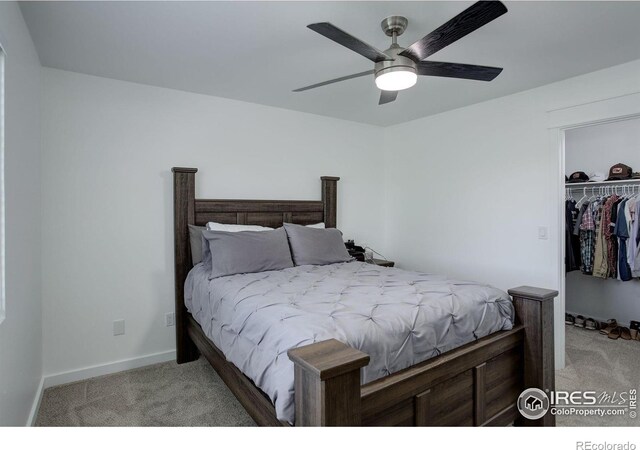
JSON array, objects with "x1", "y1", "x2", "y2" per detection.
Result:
[
  {"x1": 0, "y1": 2, "x2": 42, "y2": 426},
  {"x1": 382, "y1": 59, "x2": 640, "y2": 368},
  {"x1": 41, "y1": 69, "x2": 386, "y2": 377},
  {"x1": 565, "y1": 117, "x2": 640, "y2": 176},
  {"x1": 565, "y1": 117, "x2": 640, "y2": 323},
  {"x1": 40, "y1": 58, "x2": 640, "y2": 379}
]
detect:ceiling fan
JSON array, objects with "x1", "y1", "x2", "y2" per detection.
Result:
[{"x1": 293, "y1": 1, "x2": 507, "y2": 105}]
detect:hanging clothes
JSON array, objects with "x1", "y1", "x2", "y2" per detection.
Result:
[
  {"x1": 566, "y1": 189, "x2": 640, "y2": 281},
  {"x1": 603, "y1": 195, "x2": 620, "y2": 279},
  {"x1": 565, "y1": 199, "x2": 580, "y2": 273},
  {"x1": 632, "y1": 195, "x2": 640, "y2": 277},
  {"x1": 578, "y1": 201, "x2": 597, "y2": 275},
  {"x1": 616, "y1": 198, "x2": 633, "y2": 281},
  {"x1": 593, "y1": 199, "x2": 609, "y2": 278}
]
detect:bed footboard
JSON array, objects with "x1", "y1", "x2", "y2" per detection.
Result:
[
  {"x1": 288, "y1": 285, "x2": 557, "y2": 427},
  {"x1": 288, "y1": 339, "x2": 370, "y2": 426}
]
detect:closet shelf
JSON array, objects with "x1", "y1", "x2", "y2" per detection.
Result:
[{"x1": 565, "y1": 179, "x2": 640, "y2": 188}]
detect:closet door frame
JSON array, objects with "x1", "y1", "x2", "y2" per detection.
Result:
[{"x1": 547, "y1": 91, "x2": 640, "y2": 370}]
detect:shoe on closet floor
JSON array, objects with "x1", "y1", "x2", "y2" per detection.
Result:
[
  {"x1": 608, "y1": 326, "x2": 621, "y2": 340},
  {"x1": 607, "y1": 326, "x2": 632, "y2": 340},
  {"x1": 574, "y1": 315, "x2": 586, "y2": 328},
  {"x1": 600, "y1": 319, "x2": 618, "y2": 335},
  {"x1": 620, "y1": 327, "x2": 632, "y2": 340},
  {"x1": 630, "y1": 320, "x2": 640, "y2": 340},
  {"x1": 585, "y1": 318, "x2": 598, "y2": 330},
  {"x1": 565, "y1": 313, "x2": 575, "y2": 325}
]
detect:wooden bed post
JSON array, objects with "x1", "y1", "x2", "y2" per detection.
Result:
[
  {"x1": 321, "y1": 176, "x2": 339, "y2": 228},
  {"x1": 508, "y1": 286, "x2": 558, "y2": 427},
  {"x1": 172, "y1": 167, "x2": 199, "y2": 364},
  {"x1": 288, "y1": 339, "x2": 369, "y2": 426}
]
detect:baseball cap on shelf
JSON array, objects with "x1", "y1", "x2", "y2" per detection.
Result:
[
  {"x1": 606, "y1": 163, "x2": 632, "y2": 181},
  {"x1": 588, "y1": 172, "x2": 606, "y2": 182},
  {"x1": 567, "y1": 171, "x2": 590, "y2": 183}
]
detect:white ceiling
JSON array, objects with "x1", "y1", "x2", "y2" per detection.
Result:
[{"x1": 20, "y1": 1, "x2": 640, "y2": 126}]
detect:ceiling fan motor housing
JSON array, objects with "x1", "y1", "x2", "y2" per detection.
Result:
[
  {"x1": 375, "y1": 45, "x2": 418, "y2": 81},
  {"x1": 380, "y1": 16, "x2": 409, "y2": 37}
]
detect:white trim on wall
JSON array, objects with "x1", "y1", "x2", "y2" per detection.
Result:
[
  {"x1": 550, "y1": 127, "x2": 566, "y2": 370},
  {"x1": 26, "y1": 377, "x2": 44, "y2": 426},
  {"x1": 42, "y1": 350, "x2": 176, "y2": 389},
  {"x1": 27, "y1": 350, "x2": 175, "y2": 426},
  {"x1": 547, "y1": 91, "x2": 640, "y2": 129},
  {"x1": 0, "y1": 44, "x2": 5, "y2": 326}
]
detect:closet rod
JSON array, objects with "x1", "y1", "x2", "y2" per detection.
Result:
[
  {"x1": 565, "y1": 179, "x2": 640, "y2": 188},
  {"x1": 565, "y1": 183, "x2": 640, "y2": 192},
  {"x1": 565, "y1": 182, "x2": 640, "y2": 199}
]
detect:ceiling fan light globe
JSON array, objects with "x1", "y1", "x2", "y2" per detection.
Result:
[{"x1": 374, "y1": 68, "x2": 417, "y2": 91}]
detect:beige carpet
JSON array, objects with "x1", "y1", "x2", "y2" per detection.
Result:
[
  {"x1": 36, "y1": 357, "x2": 255, "y2": 426},
  {"x1": 36, "y1": 325, "x2": 639, "y2": 426},
  {"x1": 555, "y1": 325, "x2": 640, "y2": 426}
]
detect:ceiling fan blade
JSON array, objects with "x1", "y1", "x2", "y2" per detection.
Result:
[
  {"x1": 293, "y1": 70, "x2": 374, "y2": 92},
  {"x1": 417, "y1": 61, "x2": 502, "y2": 81},
  {"x1": 307, "y1": 22, "x2": 392, "y2": 63},
  {"x1": 379, "y1": 90, "x2": 398, "y2": 105},
  {"x1": 399, "y1": 1, "x2": 507, "y2": 62}
]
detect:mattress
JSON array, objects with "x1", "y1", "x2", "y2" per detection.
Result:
[{"x1": 184, "y1": 261, "x2": 515, "y2": 424}]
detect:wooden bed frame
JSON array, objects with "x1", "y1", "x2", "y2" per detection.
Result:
[{"x1": 172, "y1": 167, "x2": 557, "y2": 427}]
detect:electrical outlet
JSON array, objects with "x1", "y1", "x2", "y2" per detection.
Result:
[
  {"x1": 165, "y1": 312, "x2": 175, "y2": 327},
  {"x1": 113, "y1": 319, "x2": 125, "y2": 336},
  {"x1": 538, "y1": 226, "x2": 548, "y2": 240}
]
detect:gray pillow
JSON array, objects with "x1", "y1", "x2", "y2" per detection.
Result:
[
  {"x1": 283, "y1": 223, "x2": 353, "y2": 266},
  {"x1": 203, "y1": 227, "x2": 294, "y2": 279},
  {"x1": 188, "y1": 225, "x2": 206, "y2": 265}
]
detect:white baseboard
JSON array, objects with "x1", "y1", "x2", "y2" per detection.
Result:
[
  {"x1": 27, "y1": 377, "x2": 45, "y2": 426},
  {"x1": 25, "y1": 350, "x2": 176, "y2": 425},
  {"x1": 42, "y1": 350, "x2": 176, "y2": 390}
]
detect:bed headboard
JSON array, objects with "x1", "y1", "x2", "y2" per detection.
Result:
[{"x1": 171, "y1": 167, "x2": 339, "y2": 362}]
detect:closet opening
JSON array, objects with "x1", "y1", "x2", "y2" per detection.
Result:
[{"x1": 562, "y1": 114, "x2": 640, "y2": 396}]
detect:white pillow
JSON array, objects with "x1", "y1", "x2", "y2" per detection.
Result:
[
  {"x1": 306, "y1": 222, "x2": 325, "y2": 229},
  {"x1": 206, "y1": 221, "x2": 274, "y2": 232}
]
